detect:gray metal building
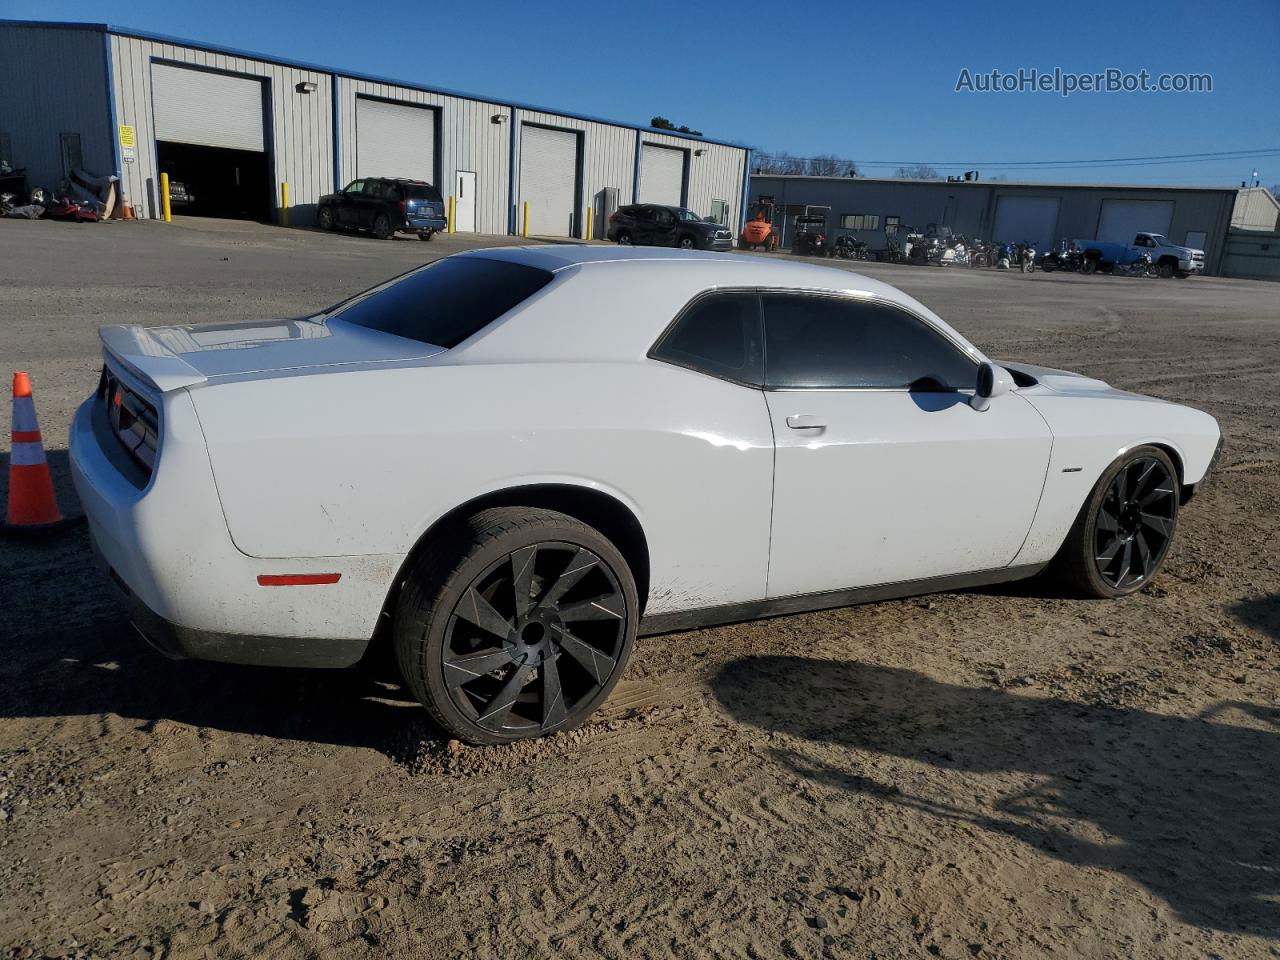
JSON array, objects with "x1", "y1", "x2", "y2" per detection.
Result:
[
  {"x1": 0, "y1": 19, "x2": 751, "y2": 237},
  {"x1": 750, "y1": 174, "x2": 1239, "y2": 274}
]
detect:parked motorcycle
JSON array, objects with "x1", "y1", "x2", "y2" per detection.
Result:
[
  {"x1": 968, "y1": 239, "x2": 992, "y2": 268},
  {"x1": 1114, "y1": 252, "x2": 1157, "y2": 278},
  {"x1": 1039, "y1": 238, "x2": 1085, "y2": 273},
  {"x1": 1013, "y1": 241, "x2": 1037, "y2": 273},
  {"x1": 831, "y1": 235, "x2": 869, "y2": 260},
  {"x1": 790, "y1": 215, "x2": 828, "y2": 257}
]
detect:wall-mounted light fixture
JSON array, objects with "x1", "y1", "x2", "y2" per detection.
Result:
[
  {"x1": 491, "y1": 114, "x2": 508, "y2": 124},
  {"x1": 295, "y1": 81, "x2": 317, "y2": 94}
]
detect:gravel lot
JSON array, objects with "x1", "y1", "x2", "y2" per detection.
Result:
[{"x1": 1, "y1": 217, "x2": 1277, "y2": 960}]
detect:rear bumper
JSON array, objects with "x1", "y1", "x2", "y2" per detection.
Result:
[
  {"x1": 401, "y1": 215, "x2": 446, "y2": 233},
  {"x1": 106, "y1": 558, "x2": 366, "y2": 667}
]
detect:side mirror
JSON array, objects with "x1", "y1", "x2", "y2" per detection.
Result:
[{"x1": 971, "y1": 361, "x2": 1013, "y2": 412}]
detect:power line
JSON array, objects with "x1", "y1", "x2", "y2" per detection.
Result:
[{"x1": 755, "y1": 147, "x2": 1280, "y2": 171}]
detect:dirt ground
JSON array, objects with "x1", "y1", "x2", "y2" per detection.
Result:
[{"x1": 1, "y1": 218, "x2": 1278, "y2": 960}]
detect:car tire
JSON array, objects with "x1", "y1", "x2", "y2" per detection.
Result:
[
  {"x1": 617, "y1": 231, "x2": 632, "y2": 245},
  {"x1": 372, "y1": 214, "x2": 393, "y2": 240},
  {"x1": 679, "y1": 235, "x2": 695, "y2": 250},
  {"x1": 418, "y1": 230, "x2": 434, "y2": 241},
  {"x1": 1157, "y1": 261, "x2": 1174, "y2": 279},
  {"x1": 1050, "y1": 445, "x2": 1180, "y2": 599},
  {"x1": 394, "y1": 507, "x2": 638, "y2": 746},
  {"x1": 318, "y1": 207, "x2": 334, "y2": 231},
  {"x1": 1082, "y1": 258, "x2": 1097, "y2": 275}
]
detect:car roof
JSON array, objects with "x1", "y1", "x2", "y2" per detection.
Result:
[{"x1": 455, "y1": 244, "x2": 904, "y2": 297}]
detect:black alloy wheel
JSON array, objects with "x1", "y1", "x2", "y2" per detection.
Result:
[
  {"x1": 1053, "y1": 446, "x2": 1180, "y2": 598},
  {"x1": 372, "y1": 214, "x2": 393, "y2": 240},
  {"x1": 679, "y1": 235, "x2": 696, "y2": 250},
  {"x1": 617, "y1": 231, "x2": 632, "y2": 245},
  {"x1": 441, "y1": 542, "x2": 627, "y2": 736},
  {"x1": 395, "y1": 508, "x2": 637, "y2": 745},
  {"x1": 1092, "y1": 455, "x2": 1177, "y2": 590}
]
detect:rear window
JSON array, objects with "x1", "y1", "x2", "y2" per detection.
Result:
[
  {"x1": 404, "y1": 183, "x2": 443, "y2": 202},
  {"x1": 325, "y1": 257, "x2": 554, "y2": 348}
]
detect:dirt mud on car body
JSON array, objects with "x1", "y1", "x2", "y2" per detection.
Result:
[{"x1": 1, "y1": 219, "x2": 1278, "y2": 959}]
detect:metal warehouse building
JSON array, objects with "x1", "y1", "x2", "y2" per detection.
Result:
[
  {"x1": 0, "y1": 19, "x2": 750, "y2": 237},
  {"x1": 751, "y1": 174, "x2": 1238, "y2": 274}
]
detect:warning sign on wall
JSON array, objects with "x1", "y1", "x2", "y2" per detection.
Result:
[{"x1": 119, "y1": 125, "x2": 135, "y2": 148}]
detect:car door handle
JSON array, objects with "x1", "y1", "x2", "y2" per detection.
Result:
[{"x1": 786, "y1": 415, "x2": 826, "y2": 430}]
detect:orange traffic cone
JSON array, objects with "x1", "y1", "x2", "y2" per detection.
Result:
[{"x1": 4, "y1": 371, "x2": 72, "y2": 534}]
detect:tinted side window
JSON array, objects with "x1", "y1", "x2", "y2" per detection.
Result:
[
  {"x1": 654, "y1": 208, "x2": 676, "y2": 227},
  {"x1": 762, "y1": 294, "x2": 976, "y2": 390},
  {"x1": 328, "y1": 257, "x2": 554, "y2": 348},
  {"x1": 343, "y1": 180, "x2": 364, "y2": 193},
  {"x1": 651, "y1": 293, "x2": 763, "y2": 386},
  {"x1": 405, "y1": 183, "x2": 443, "y2": 202},
  {"x1": 364, "y1": 180, "x2": 385, "y2": 199}
]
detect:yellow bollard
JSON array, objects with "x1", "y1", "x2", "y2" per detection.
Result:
[
  {"x1": 160, "y1": 172, "x2": 172, "y2": 223},
  {"x1": 280, "y1": 181, "x2": 289, "y2": 227},
  {"x1": 585, "y1": 207, "x2": 593, "y2": 242},
  {"x1": 448, "y1": 195, "x2": 455, "y2": 234},
  {"x1": 522, "y1": 201, "x2": 529, "y2": 238}
]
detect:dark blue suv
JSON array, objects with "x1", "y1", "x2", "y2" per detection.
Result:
[{"x1": 317, "y1": 178, "x2": 447, "y2": 240}]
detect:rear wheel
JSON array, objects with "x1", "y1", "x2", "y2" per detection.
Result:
[
  {"x1": 617, "y1": 231, "x2": 632, "y2": 245},
  {"x1": 1051, "y1": 446, "x2": 1179, "y2": 598},
  {"x1": 394, "y1": 508, "x2": 637, "y2": 745},
  {"x1": 318, "y1": 207, "x2": 335, "y2": 231},
  {"x1": 418, "y1": 230, "x2": 434, "y2": 241},
  {"x1": 372, "y1": 214, "x2": 393, "y2": 240}
]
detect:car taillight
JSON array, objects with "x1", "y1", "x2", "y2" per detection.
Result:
[
  {"x1": 400, "y1": 199, "x2": 407, "y2": 213},
  {"x1": 609, "y1": 213, "x2": 619, "y2": 223}
]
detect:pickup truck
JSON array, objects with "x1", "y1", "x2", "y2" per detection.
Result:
[{"x1": 1082, "y1": 232, "x2": 1205, "y2": 278}]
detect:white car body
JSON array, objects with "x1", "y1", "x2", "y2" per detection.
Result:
[{"x1": 70, "y1": 247, "x2": 1221, "y2": 667}]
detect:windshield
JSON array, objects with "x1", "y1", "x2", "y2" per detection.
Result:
[
  {"x1": 676, "y1": 208, "x2": 707, "y2": 222},
  {"x1": 1146, "y1": 234, "x2": 1168, "y2": 245}
]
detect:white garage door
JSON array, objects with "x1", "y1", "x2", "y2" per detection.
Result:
[
  {"x1": 152, "y1": 63, "x2": 265, "y2": 151},
  {"x1": 991, "y1": 196, "x2": 1060, "y2": 252},
  {"x1": 1096, "y1": 199, "x2": 1175, "y2": 244},
  {"x1": 639, "y1": 144, "x2": 685, "y2": 206},
  {"x1": 356, "y1": 98, "x2": 436, "y2": 181},
  {"x1": 520, "y1": 125, "x2": 578, "y2": 237}
]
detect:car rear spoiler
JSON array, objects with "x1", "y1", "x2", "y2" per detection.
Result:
[{"x1": 99, "y1": 324, "x2": 208, "y2": 393}]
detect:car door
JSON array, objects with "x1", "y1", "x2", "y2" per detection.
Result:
[
  {"x1": 651, "y1": 206, "x2": 679, "y2": 247},
  {"x1": 358, "y1": 180, "x2": 385, "y2": 229},
  {"x1": 337, "y1": 180, "x2": 364, "y2": 227},
  {"x1": 631, "y1": 205, "x2": 656, "y2": 244},
  {"x1": 762, "y1": 292, "x2": 1053, "y2": 598}
]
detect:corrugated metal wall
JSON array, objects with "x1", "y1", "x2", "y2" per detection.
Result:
[
  {"x1": 109, "y1": 34, "x2": 332, "y2": 223},
  {"x1": 514, "y1": 110, "x2": 636, "y2": 239},
  {"x1": 337, "y1": 79, "x2": 511, "y2": 235},
  {"x1": 643, "y1": 130, "x2": 745, "y2": 235},
  {"x1": 0, "y1": 24, "x2": 113, "y2": 189}
]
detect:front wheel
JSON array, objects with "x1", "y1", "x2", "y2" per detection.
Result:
[
  {"x1": 1050, "y1": 446, "x2": 1180, "y2": 598},
  {"x1": 678, "y1": 235, "x2": 696, "y2": 250},
  {"x1": 394, "y1": 508, "x2": 638, "y2": 745},
  {"x1": 1157, "y1": 261, "x2": 1174, "y2": 279}
]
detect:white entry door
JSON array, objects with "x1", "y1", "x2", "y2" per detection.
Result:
[{"x1": 454, "y1": 170, "x2": 476, "y2": 232}]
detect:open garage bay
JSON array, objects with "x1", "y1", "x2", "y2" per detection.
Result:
[{"x1": 1, "y1": 219, "x2": 1278, "y2": 959}]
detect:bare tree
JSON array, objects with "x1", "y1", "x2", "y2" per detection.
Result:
[
  {"x1": 753, "y1": 152, "x2": 808, "y2": 175},
  {"x1": 806, "y1": 154, "x2": 858, "y2": 177},
  {"x1": 894, "y1": 164, "x2": 941, "y2": 180},
  {"x1": 754, "y1": 152, "x2": 858, "y2": 177}
]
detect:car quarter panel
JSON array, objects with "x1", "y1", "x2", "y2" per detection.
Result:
[
  {"x1": 188, "y1": 361, "x2": 776, "y2": 615},
  {"x1": 1011, "y1": 389, "x2": 1221, "y2": 566},
  {"x1": 69, "y1": 381, "x2": 395, "y2": 644}
]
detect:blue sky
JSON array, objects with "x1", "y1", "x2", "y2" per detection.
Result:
[{"x1": 13, "y1": 0, "x2": 1279, "y2": 186}]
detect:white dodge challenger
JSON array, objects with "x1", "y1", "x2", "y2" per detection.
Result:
[{"x1": 70, "y1": 247, "x2": 1222, "y2": 744}]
